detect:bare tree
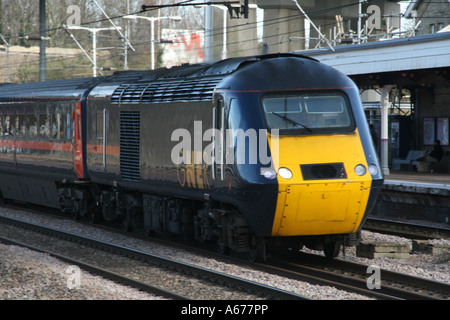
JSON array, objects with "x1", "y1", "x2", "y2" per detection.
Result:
[{"x1": 0, "y1": 0, "x2": 204, "y2": 81}]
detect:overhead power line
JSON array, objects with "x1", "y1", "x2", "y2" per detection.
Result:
[{"x1": 2, "y1": 0, "x2": 443, "y2": 81}]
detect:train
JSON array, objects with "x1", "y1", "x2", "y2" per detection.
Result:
[{"x1": 0, "y1": 53, "x2": 383, "y2": 260}]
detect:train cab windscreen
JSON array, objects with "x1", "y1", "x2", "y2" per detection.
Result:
[{"x1": 262, "y1": 92, "x2": 355, "y2": 135}]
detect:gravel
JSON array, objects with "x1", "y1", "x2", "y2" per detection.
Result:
[
  {"x1": 0, "y1": 243, "x2": 163, "y2": 300},
  {"x1": 0, "y1": 206, "x2": 449, "y2": 300}
]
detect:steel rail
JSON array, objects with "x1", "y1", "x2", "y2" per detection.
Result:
[
  {"x1": 0, "y1": 235, "x2": 190, "y2": 300},
  {"x1": 0, "y1": 215, "x2": 311, "y2": 300},
  {"x1": 364, "y1": 217, "x2": 450, "y2": 240},
  {"x1": 2, "y1": 209, "x2": 448, "y2": 300},
  {"x1": 269, "y1": 251, "x2": 450, "y2": 300}
]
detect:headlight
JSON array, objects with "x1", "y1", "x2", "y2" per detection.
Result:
[
  {"x1": 354, "y1": 164, "x2": 367, "y2": 176},
  {"x1": 368, "y1": 164, "x2": 379, "y2": 176},
  {"x1": 260, "y1": 167, "x2": 277, "y2": 179},
  {"x1": 278, "y1": 167, "x2": 293, "y2": 179}
]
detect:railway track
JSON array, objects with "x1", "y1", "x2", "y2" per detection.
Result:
[
  {"x1": 264, "y1": 252, "x2": 450, "y2": 300},
  {"x1": 133, "y1": 217, "x2": 450, "y2": 300},
  {"x1": 149, "y1": 238, "x2": 450, "y2": 300},
  {"x1": 0, "y1": 234, "x2": 189, "y2": 300},
  {"x1": 364, "y1": 217, "x2": 450, "y2": 240},
  {"x1": 1, "y1": 208, "x2": 449, "y2": 300},
  {"x1": 147, "y1": 224, "x2": 450, "y2": 300},
  {"x1": 0, "y1": 215, "x2": 310, "y2": 300},
  {"x1": 166, "y1": 239, "x2": 450, "y2": 300}
]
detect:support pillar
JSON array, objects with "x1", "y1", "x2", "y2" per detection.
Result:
[
  {"x1": 204, "y1": 5, "x2": 213, "y2": 62},
  {"x1": 380, "y1": 85, "x2": 393, "y2": 175},
  {"x1": 262, "y1": 8, "x2": 305, "y2": 53},
  {"x1": 39, "y1": 0, "x2": 46, "y2": 82}
]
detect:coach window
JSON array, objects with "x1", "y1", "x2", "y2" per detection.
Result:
[
  {"x1": 27, "y1": 114, "x2": 38, "y2": 137},
  {"x1": 4, "y1": 115, "x2": 12, "y2": 136},
  {"x1": 51, "y1": 113, "x2": 65, "y2": 139},
  {"x1": 16, "y1": 114, "x2": 26, "y2": 137},
  {"x1": 66, "y1": 113, "x2": 72, "y2": 140},
  {"x1": 58, "y1": 114, "x2": 65, "y2": 139},
  {"x1": 39, "y1": 114, "x2": 50, "y2": 138},
  {"x1": 51, "y1": 114, "x2": 57, "y2": 139}
]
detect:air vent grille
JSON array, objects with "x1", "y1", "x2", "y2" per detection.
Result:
[
  {"x1": 111, "y1": 76, "x2": 223, "y2": 104},
  {"x1": 120, "y1": 111, "x2": 141, "y2": 181}
]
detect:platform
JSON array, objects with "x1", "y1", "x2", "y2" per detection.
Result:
[
  {"x1": 383, "y1": 171, "x2": 449, "y2": 196},
  {"x1": 372, "y1": 171, "x2": 450, "y2": 223}
]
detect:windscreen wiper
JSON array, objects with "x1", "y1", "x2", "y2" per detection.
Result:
[{"x1": 271, "y1": 112, "x2": 312, "y2": 132}]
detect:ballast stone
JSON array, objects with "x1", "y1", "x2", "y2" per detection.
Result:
[{"x1": 356, "y1": 242, "x2": 410, "y2": 259}]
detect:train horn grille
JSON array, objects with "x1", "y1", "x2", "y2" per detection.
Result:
[{"x1": 300, "y1": 163, "x2": 347, "y2": 180}]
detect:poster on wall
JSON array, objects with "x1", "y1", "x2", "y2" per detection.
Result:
[
  {"x1": 436, "y1": 118, "x2": 449, "y2": 146},
  {"x1": 423, "y1": 118, "x2": 435, "y2": 145},
  {"x1": 390, "y1": 121, "x2": 400, "y2": 148},
  {"x1": 161, "y1": 29, "x2": 204, "y2": 68}
]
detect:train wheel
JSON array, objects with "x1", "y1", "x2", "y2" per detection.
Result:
[
  {"x1": 216, "y1": 241, "x2": 230, "y2": 256},
  {"x1": 247, "y1": 236, "x2": 265, "y2": 262},
  {"x1": 145, "y1": 228, "x2": 155, "y2": 237},
  {"x1": 123, "y1": 208, "x2": 134, "y2": 232},
  {"x1": 72, "y1": 201, "x2": 81, "y2": 220},
  {"x1": 324, "y1": 241, "x2": 341, "y2": 259},
  {"x1": 89, "y1": 206, "x2": 101, "y2": 224},
  {"x1": 0, "y1": 192, "x2": 6, "y2": 205}
]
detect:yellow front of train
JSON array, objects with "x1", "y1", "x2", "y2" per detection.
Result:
[
  {"x1": 270, "y1": 131, "x2": 373, "y2": 237},
  {"x1": 261, "y1": 90, "x2": 378, "y2": 239}
]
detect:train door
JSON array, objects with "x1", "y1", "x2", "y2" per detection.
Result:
[
  {"x1": 212, "y1": 98, "x2": 225, "y2": 184},
  {"x1": 73, "y1": 102, "x2": 86, "y2": 179}
]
